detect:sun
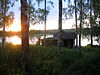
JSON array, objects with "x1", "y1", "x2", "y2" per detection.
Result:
[
  {"x1": 9, "y1": 21, "x2": 21, "y2": 32},
  {"x1": 10, "y1": 36, "x2": 21, "y2": 45}
]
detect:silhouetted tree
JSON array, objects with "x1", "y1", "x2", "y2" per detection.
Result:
[
  {"x1": 90, "y1": 0, "x2": 93, "y2": 46},
  {"x1": 27, "y1": 0, "x2": 53, "y2": 46},
  {"x1": 2, "y1": 0, "x2": 7, "y2": 49},
  {"x1": 0, "y1": 0, "x2": 15, "y2": 48},
  {"x1": 20, "y1": 0, "x2": 30, "y2": 74},
  {"x1": 58, "y1": 0, "x2": 62, "y2": 56},
  {"x1": 27, "y1": 0, "x2": 53, "y2": 25},
  {"x1": 29, "y1": 0, "x2": 31, "y2": 26},
  {"x1": 81, "y1": 0, "x2": 100, "y2": 45},
  {"x1": 44, "y1": 0, "x2": 46, "y2": 46},
  {"x1": 79, "y1": 0, "x2": 82, "y2": 55},
  {"x1": 74, "y1": 0, "x2": 78, "y2": 47}
]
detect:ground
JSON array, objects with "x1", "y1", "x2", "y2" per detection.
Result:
[{"x1": 0, "y1": 43, "x2": 100, "y2": 75}]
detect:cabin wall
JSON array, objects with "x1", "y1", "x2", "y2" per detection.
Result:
[
  {"x1": 41, "y1": 39, "x2": 75, "y2": 48},
  {"x1": 63, "y1": 39, "x2": 74, "y2": 48},
  {"x1": 41, "y1": 39, "x2": 57, "y2": 46}
]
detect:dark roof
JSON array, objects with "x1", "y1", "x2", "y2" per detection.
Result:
[
  {"x1": 41, "y1": 31, "x2": 76, "y2": 40},
  {"x1": 53, "y1": 32, "x2": 76, "y2": 39}
]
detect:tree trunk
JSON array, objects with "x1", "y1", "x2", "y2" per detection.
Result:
[
  {"x1": 29, "y1": 0, "x2": 31, "y2": 27},
  {"x1": 90, "y1": 0, "x2": 93, "y2": 46},
  {"x1": 2, "y1": 0, "x2": 7, "y2": 49},
  {"x1": 58, "y1": 0, "x2": 62, "y2": 56},
  {"x1": 75, "y1": 0, "x2": 78, "y2": 48},
  {"x1": 21, "y1": 0, "x2": 30, "y2": 74},
  {"x1": 79, "y1": 0, "x2": 82, "y2": 55},
  {"x1": 44, "y1": 0, "x2": 46, "y2": 46}
]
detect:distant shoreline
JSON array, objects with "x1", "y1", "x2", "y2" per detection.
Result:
[{"x1": 0, "y1": 29, "x2": 75, "y2": 36}]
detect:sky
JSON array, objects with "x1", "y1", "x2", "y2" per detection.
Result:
[{"x1": 7, "y1": 0, "x2": 75, "y2": 31}]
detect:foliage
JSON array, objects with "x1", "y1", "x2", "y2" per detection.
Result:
[
  {"x1": 63, "y1": 0, "x2": 74, "y2": 20},
  {"x1": 81, "y1": 0, "x2": 100, "y2": 38},
  {"x1": 0, "y1": 44, "x2": 24, "y2": 75},
  {"x1": 66, "y1": 49, "x2": 100, "y2": 75},
  {"x1": 63, "y1": 0, "x2": 100, "y2": 39},
  {"x1": 0, "y1": 44, "x2": 100, "y2": 75},
  {"x1": 92, "y1": 0, "x2": 100, "y2": 19},
  {"x1": 82, "y1": 26, "x2": 100, "y2": 37},
  {"x1": 28, "y1": 0, "x2": 53, "y2": 25},
  {"x1": 0, "y1": 0, "x2": 14, "y2": 28}
]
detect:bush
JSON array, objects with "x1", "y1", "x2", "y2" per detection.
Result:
[
  {"x1": 29, "y1": 45, "x2": 62, "y2": 75},
  {"x1": 66, "y1": 50, "x2": 100, "y2": 75},
  {"x1": 0, "y1": 44, "x2": 100, "y2": 75}
]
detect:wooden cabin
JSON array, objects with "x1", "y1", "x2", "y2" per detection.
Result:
[{"x1": 41, "y1": 32, "x2": 76, "y2": 48}]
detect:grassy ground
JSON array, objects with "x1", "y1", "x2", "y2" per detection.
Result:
[{"x1": 0, "y1": 44, "x2": 100, "y2": 75}]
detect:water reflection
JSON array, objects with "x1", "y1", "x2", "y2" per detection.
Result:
[
  {"x1": 0, "y1": 35, "x2": 99, "y2": 46},
  {"x1": 81, "y1": 38, "x2": 99, "y2": 46},
  {"x1": 5, "y1": 36, "x2": 39, "y2": 45},
  {"x1": 29, "y1": 37, "x2": 38, "y2": 45},
  {"x1": 4, "y1": 35, "x2": 53, "y2": 45},
  {"x1": 6, "y1": 36, "x2": 21, "y2": 45},
  {"x1": 75, "y1": 35, "x2": 99, "y2": 46}
]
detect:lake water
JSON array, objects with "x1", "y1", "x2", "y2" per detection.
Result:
[{"x1": 0, "y1": 35, "x2": 99, "y2": 46}]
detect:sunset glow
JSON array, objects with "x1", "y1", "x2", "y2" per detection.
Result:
[
  {"x1": 6, "y1": 36, "x2": 21, "y2": 45},
  {"x1": 10, "y1": 36, "x2": 21, "y2": 45},
  {"x1": 8, "y1": 21, "x2": 21, "y2": 32}
]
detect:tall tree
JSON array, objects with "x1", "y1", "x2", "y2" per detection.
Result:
[
  {"x1": 44, "y1": 0, "x2": 46, "y2": 46},
  {"x1": 90, "y1": 0, "x2": 93, "y2": 46},
  {"x1": 79, "y1": 0, "x2": 82, "y2": 55},
  {"x1": 29, "y1": 0, "x2": 31, "y2": 26},
  {"x1": 27, "y1": 0, "x2": 52, "y2": 25},
  {"x1": 58, "y1": 0, "x2": 62, "y2": 56},
  {"x1": 74, "y1": 0, "x2": 78, "y2": 47},
  {"x1": 63, "y1": 0, "x2": 74, "y2": 19},
  {"x1": 81, "y1": 0, "x2": 100, "y2": 46},
  {"x1": 20, "y1": 0, "x2": 30, "y2": 74},
  {"x1": 27, "y1": 0, "x2": 53, "y2": 46},
  {"x1": 2, "y1": 0, "x2": 7, "y2": 48},
  {"x1": 0, "y1": 0, "x2": 15, "y2": 48}
]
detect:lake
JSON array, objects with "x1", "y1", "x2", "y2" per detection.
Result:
[{"x1": 0, "y1": 35, "x2": 99, "y2": 46}]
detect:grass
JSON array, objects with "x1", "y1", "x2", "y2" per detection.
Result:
[{"x1": 0, "y1": 44, "x2": 100, "y2": 75}]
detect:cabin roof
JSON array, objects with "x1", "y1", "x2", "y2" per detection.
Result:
[{"x1": 53, "y1": 31, "x2": 76, "y2": 39}]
